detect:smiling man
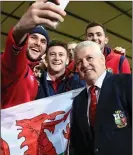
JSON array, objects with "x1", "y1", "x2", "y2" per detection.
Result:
[
  {"x1": 36, "y1": 40, "x2": 85, "y2": 98},
  {"x1": 70, "y1": 41, "x2": 132, "y2": 155},
  {"x1": 1, "y1": 25, "x2": 49, "y2": 109},
  {"x1": 85, "y1": 22, "x2": 131, "y2": 74},
  {"x1": 1, "y1": 0, "x2": 66, "y2": 109},
  {"x1": 27, "y1": 26, "x2": 49, "y2": 62}
]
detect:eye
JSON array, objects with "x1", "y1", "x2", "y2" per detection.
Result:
[
  {"x1": 59, "y1": 53, "x2": 64, "y2": 57},
  {"x1": 97, "y1": 32, "x2": 102, "y2": 37},
  {"x1": 86, "y1": 56, "x2": 93, "y2": 62},
  {"x1": 41, "y1": 40, "x2": 47, "y2": 44},
  {"x1": 41, "y1": 39, "x2": 47, "y2": 44},
  {"x1": 50, "y1": 52, "x2": 55, "y2": 56},
  {"x1": 87, "y1": 33, "x2": 93, "y2": 38},
  {"x1": 30, "y1": 35, "x2": 37, "y2": 40}
]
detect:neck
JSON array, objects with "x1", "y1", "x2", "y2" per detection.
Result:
[
  {"x1": 86, "y1": 70, "x2": 106, "y2": 86},
  {"x1": 47, "y1": 68, "x2": 65, "y2": 81}
]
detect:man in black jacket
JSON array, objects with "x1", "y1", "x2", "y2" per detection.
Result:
[{"x1": 70, "y1": 40, "x2": 132, "y2": 155}]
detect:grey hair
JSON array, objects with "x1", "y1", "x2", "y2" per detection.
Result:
[{"x1": 75, "y1": 40, "x2": 102, "y2": 55}]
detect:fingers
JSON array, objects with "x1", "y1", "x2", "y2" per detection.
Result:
[
  {"x1": 30, "y1": 1, "x2": 66, "y2": 28},
  {"x1": 37, "y1": 9, "x2": 64, "y2": 23},
  {"x1": 36, "y1": 17, "x2": 58, "y2": 29},
  {"x1": 114, "y1": 47, "x2": 126, "y2": 54},
  {"x1": 34, "y1": 1, "x2": 66, "y2": 17}
]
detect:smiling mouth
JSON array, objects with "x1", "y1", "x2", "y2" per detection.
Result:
[
  {"x1": 31, "y1": 48, "x2": 40, "y2": 53},
  {"x1": 52, "y1": 62, "x2": 62, "y2": 65},
  {"x1": 83, "y1": 69, "x2": 92, "y2": 73}
]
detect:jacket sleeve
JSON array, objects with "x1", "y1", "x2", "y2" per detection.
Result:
[
  {"x1": 2, "y1": 28, "x2": 29, "y2": 87},
  {"x1": 121, "y1": 58, "x2": 131, "y2": 73},
  {"x1": 126, "y1": 74, "x2": 132, "y2": 117}
]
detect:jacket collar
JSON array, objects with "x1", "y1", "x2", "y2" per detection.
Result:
[{"x1": 27, "y1": 59, "x2": 39, "y2": 71}]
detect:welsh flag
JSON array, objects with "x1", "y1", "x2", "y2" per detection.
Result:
[{"x1": 1, "y1": 88, "x2": 84, "y2": 155}]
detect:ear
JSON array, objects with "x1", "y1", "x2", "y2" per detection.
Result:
[
  {"x1": 105, "y1": 37, "x2": 109, "y2": 45},
  {"x1": 66, "y1": 57, "x2": 69, "y2": 66}
]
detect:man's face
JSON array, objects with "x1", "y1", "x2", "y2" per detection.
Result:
[
  {"x1": 86, "y1": 26, "x2": 108, "y2": 52},
  {"x1": 27, "y1": 33, "x2": 47, "y2": 61},
  {"x1": 67, "y1": 43, "x2": 77, "y2": 61},
  {"x1": 46, "y1": 46, "x2": 69, "y2": 74},
  {"x1": 75, "y1": 46, "x2": 105, "y2": 85}
]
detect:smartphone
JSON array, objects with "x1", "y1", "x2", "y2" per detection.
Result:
[{"x1": 47, "y1": 0, "x2": 70, "y2": 28}]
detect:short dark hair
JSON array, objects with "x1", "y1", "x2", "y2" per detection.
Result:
[
  {"x1": 46, "y1": 39, "x2": 68, "y2": 55},
  {"x1": 85, "y1": 21, "x2": 107, "y2": 35}
]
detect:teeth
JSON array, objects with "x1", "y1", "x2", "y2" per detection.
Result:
[
  {"x1": 53, "y1": 63, "x2": 61, "y2": 65},
  {"x1": 84, "y1": 69, "x2": 91, "y2": 73},
  {"x1": 31, "y1": 48, "x2": 39, "y2": 52}
]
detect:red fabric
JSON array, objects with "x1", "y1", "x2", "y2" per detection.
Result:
[
  {"x1": 89, "y1": 86, "x2": 97, "y2": 127},
  {"x1": 1, "y1": 28, "x2": 38, "y2": 109},
  {"x1": 50, "y1": 73, "x2": 66, "y2": 92},
  {"x1": 66, "y1": 60, "x2": 78, "y2": 75},
  {"x1": 50, "y1": 79, "x2": 62, "y2": 92},
  {"x1": 27, "y1": 60, "x2": 39, "y2": 71},
  {"x1": 104, "y1": 49, "x2": 131, "y2": 74}
]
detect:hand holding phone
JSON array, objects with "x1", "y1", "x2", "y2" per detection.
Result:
[{"x1": 47, "y1": 0, "x2": 70, "y2": 28}]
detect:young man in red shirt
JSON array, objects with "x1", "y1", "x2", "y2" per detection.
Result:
[{"x1": 85, "y1": 22, "x2": 131, "y2": 74}]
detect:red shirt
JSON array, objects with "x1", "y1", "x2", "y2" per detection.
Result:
[
  {"x1": 1, "y1": 28, "x2": 38, "y2": 109},
  {"x1": 104, "y1": 49, "x2": 131, "y2": 74}
]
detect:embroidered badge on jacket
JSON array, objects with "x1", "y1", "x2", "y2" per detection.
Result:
[
  {"x1": 113, "y1": 110, "x2": 127, "y2": 128},
  {"x1": 107, "y1": 68, "x2": 113, "y2": 73}
]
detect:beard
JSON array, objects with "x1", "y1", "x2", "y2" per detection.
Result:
[{"x1": 26, "y1": 49, "x2": 42, "y2": 62}]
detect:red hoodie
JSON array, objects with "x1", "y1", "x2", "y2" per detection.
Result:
[{"x1": 1, "y1": 28, "x2": 38, "y2": 109}]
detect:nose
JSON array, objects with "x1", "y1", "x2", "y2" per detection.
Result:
[
  {"x1": 82, "y1": 59, "x2": 88, "y2": 68},
  {"x1": 54, "y1": 54, "x2": 60, "y2": 60},
  {"x1": 34, "y1": 39, "x2": 41, "y2": 46},
  {"x1": 92, "y1": 34, "x2": 98, "y2": 41}
]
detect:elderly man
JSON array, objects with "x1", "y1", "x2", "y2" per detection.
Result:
[{"x1": 70, "y1": 41, "x2": 131, "y2": 155}]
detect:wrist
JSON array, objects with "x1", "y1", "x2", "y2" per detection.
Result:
[{"x1": 13, "y1": 24, "x2": 28, "y2": 46}]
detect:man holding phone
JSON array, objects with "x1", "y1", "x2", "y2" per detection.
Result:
[{"x1": 1, "y1": 0, "x2": 67, "y2": 108}]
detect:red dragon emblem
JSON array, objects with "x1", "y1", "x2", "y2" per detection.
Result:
[
  {"x1": 0, "y1": 138, "x2": 10, "y2": 155},
  {"x1": 16, "y1": 110, "x2": 70, "y2": 155}
]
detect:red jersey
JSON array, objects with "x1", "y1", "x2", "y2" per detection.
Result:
[
  {"x1": 1, "y1": 28, "x2": 38, "y2": 109},
  {"x1": 104, "y1": 48, "x2": 131, "y2": 74}
]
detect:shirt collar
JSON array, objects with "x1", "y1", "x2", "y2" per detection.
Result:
[
  {"x1": 46, "y1": 72, "x2": 52, "y2": 80},
  {"x1": 87, "y1": 71, "x2": 107, "y2": 91}
]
